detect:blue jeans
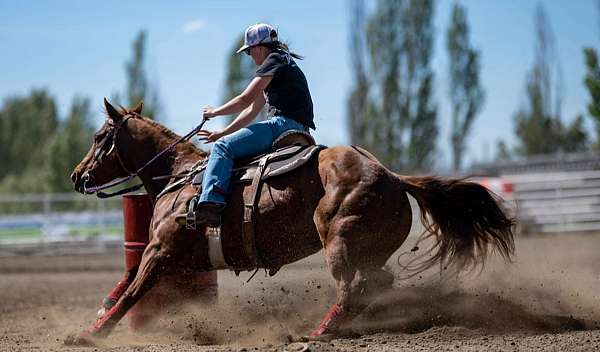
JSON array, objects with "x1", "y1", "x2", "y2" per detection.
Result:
[{"x1": 199, "y1": 116, "x2": 309, "y2": 204}]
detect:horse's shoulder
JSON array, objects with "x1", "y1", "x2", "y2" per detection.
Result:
[{"x1": 154, "y1": 184, "x2": 195, "y2": 219}]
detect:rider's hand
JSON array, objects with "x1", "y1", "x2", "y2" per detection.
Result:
[
  {"x1": 203, "y1": 106, "x2": 218, "y2": 119},
  {"x1": 197, "y1": 129, "x2": 225, "y2": 143}
]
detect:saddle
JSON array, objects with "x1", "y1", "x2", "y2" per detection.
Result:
[
  {"x1": 192, "y1": 130, "x2": 321, "y2": 186},
  {"x1": 158, "y1": 130, "x2": 326, "y2": 270}
]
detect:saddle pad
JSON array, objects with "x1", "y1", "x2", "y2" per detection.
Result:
[{"x1": 192, "y1": 144, "x2": 326, "y2": 186}]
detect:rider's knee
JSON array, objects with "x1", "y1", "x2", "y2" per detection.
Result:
[{"x1": 211, "y1": 139, "x2": 233, "y2": 159}]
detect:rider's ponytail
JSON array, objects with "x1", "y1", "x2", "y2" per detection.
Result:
[{"x1": 264, "y1": 41, "x2": 304, "y2": 60}]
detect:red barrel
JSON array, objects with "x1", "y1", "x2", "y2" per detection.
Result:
[{"x1": 122, "y1": 194, "x2": 218, "y2": 330}]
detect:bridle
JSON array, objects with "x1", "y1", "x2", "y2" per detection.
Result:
[
  {"x1": 91, "y1": 115, "x2": 134, "y2": 173},
  {"x1": 83, "y1": 113, "x2": 208, "y2": 198}
]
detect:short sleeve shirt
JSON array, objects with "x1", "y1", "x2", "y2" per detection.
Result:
[{"x1": 255, "y1": 50, "x2": 315, "y2": 130}]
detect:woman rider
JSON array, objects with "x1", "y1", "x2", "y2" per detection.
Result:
[{"x1": 176, "y1": 23, "x2": 315, "y2": 228}]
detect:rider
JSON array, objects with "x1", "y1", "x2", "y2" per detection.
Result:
[{"x1": 176, "y1": 23, "x2": 315, "y2": 228}]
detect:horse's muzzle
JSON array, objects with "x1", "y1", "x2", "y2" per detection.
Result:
[{"x1": 71, "y1": 171, "x2": 91, "y2": 194}]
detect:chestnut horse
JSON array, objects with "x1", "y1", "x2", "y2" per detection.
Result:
[{"x1": 70, "y1": 99, "x2": 514, "y2": 342}]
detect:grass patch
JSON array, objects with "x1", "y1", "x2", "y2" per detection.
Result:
[
  {"x1": 0, "y1": 224, "x2": 122, "y2": 241},
  {"x1": 68, "y1": 225, "x2": 122, "y2": 237},
  {"x1": 0, "y1": 228, "x2": 41, "y2": 240}
]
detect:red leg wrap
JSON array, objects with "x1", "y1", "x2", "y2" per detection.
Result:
[
  {"x1": 310, "y1": 303, "x2": 348, "y2": 337},
  {"x1": 87, "y1": 300, "x2": 122, "y2": 336},
  {"x1": 104, "y1": 278, "x2": 130, "y2": 307}
]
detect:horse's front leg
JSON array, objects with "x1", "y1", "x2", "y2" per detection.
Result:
[
  {"x1": 96, "y1": 266, "x2": 138, "y2": 317},
  {"x1": 70, "y1": 240, "x2": 173, "y2": 344}
]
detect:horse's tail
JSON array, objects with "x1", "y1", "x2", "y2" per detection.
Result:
[{"x1": 397, "y1": 175, "x2": 515, "y2": 274}]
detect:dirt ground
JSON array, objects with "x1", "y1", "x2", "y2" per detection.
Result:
[{"x1": 1, "y1": 233, "x2": 600, "y2": 352}]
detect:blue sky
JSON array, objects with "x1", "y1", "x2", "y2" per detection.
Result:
[{"x1": 1, "y1": 1, "x2": 598, "y2": 170}]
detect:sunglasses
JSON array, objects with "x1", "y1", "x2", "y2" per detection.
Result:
[{"x1": 244, "y1": 48, "x2": 251, "y2": 56}]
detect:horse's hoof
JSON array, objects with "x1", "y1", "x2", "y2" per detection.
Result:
[
  {"x1": 97, "y1": 307, "x2": 107, "y2": 318},
  {"x1": 64, "y1": 331, "x2": 96, "y2": 346}
]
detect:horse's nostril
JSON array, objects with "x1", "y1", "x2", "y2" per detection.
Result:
[{"x1": 70, "y1": 172, "x2": 78, "y2": 183}]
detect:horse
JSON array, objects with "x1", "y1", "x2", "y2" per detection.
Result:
[{"x1": 69, "y1": 99, "x2": 515, "y2": 343}]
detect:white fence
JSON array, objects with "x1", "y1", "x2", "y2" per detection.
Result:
[
  {"x1": 0, "y1": 193, "x2": 123, "y2": 255},
  {"x1": 1, "y1": 168, "x2": 598, "y2": 256},
  {"x1": 504, "y1": 170, "x2": 600, "y2": 234}
]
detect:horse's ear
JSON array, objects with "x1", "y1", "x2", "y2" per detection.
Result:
[
  {"x1": 132, "y1": 100, "x2": 144, "y2": 115},
  {"x1": 104, "y1": 97, "x2": 123, "y2": 121}
]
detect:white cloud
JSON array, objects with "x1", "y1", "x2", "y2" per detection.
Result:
[{"x1": 182, "y1": 19, "x2": 206, "y2": 34}]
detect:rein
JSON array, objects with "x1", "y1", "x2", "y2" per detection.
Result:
[{"x1": 84, "y1": 116, "x2": 208, "y2": 199}]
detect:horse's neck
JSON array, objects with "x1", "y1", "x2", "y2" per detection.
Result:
[{"x1": 126, "y1": 120, "x2": 206, "y2": 201}]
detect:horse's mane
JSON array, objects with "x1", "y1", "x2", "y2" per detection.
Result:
[{"x1": 107, "y1": 105, "x2": 207, "y2": 157}]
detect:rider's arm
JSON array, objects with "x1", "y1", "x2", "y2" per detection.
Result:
[
  {"x1": 221, "y1": 93, "x2": 266, "y2": 135},
  {"x1": 210, "y1": 76, "x2": 272, "y2": 117}
]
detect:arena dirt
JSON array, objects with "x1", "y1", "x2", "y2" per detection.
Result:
[{"x1": 1, "y1": 233, "x2": 600, "y2": 351}]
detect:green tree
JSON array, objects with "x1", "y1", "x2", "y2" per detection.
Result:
[
  {"x1": 354, "y1": 0, "x2": 438, "y2": 172},
  {"x1": 515, "y1": 3, "x2": 587, "y2": 155},
  {"x1": 46, "y1": 96, "x2": 95, "y2": 192},
  {"x1": 559, "y1": 114, "x2": 589, "y2": 152},
  {"x1": 495, "y1": 140, "x2": 511, "y2": 161},
  {"x1": 446, "y1": 3, "x2": 484, "y2": 171},
  {"x1": 222, "y1": 34, "x2": 265, "y2": 122},
  {"x1": 403, "y1": 0, "x2": 438, "y2": 171},
  {"x1": 347, "y1": 0, "x2": 373, "y2": 148},
  {"x1": 365, "y1": 0, "x2": 403, "y2": 167},
  {"x1": 0, "y1": 89, "x2": 58, "y2": 181},
  {"x1": 514, "y1": 68, "x2": 558, "y2": 155},
  {"x1": 117, "y1": 30, "x2": 162, "y2": 120},
  {"x1": 583, "y1": 47, "x2": 600, "y2": 149}
]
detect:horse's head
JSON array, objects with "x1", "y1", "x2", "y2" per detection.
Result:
[{"x1": 70, "y1": 98, "x2": 143, "y2": 194}]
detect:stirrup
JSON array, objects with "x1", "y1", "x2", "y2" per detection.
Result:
[
  {"x1": 185, "y1": 196, "x2": 200, "y2": 230},
  {"x1": 176, "y1": 198, "x2": 224, "y2": 230}
]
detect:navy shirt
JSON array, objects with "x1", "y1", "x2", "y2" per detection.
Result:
[{"x1": 255, "y1": 50, "x2": 315, "y2": 130}]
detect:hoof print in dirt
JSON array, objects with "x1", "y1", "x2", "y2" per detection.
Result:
[
  {"x1": 63, "y1": 332, "x2": 96, "y2": 347},
  {"x1": 305, "y1": 334, "x2": 335, "y2": 342},
  {"x1": 284, "y1": 342, "x2": 310, "y2": 352}
]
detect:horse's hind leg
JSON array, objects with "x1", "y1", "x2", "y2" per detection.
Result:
[
  {"x1": 77, "y1": 241, "x2": 172, "y2": 340},
  {"x1": 310, "y1": 236, "x2": 394, "y2": 337}
]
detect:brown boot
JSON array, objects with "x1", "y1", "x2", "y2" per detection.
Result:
[{"x1": 175, "y1": 202, "x2": 225, "y2": 229}]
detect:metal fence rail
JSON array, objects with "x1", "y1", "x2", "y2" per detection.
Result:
[
  {"x1": 1, "y1": 167, "x2": 598, "y2": 256},
  {"x1": 0, "y1": 193, "x2": 123, "y2": 246},
  {"x1": 504, "y1": 170, "x2": 600, "y2": 234}
]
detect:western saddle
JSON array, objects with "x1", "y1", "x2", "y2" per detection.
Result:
[{"x1": 158, "y1": 129, "x2": 326, "y2": 271}]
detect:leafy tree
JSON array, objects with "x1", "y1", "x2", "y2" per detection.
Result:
[
  {"x1": 559, "y1": 114, "x2": 589, "y2": 152},
  {"x1": 363, "y1": 0, "x2": 403, "y2": 165},
  {"x1": 222, "y1": 34, "x2": 265, "y2": 122},
  {"x1": 408, "y1": 72, "x2": 438, "y2": 170},
  {"x1": 513, "y1": 3, "x2": 583, "y2": 155},
  {"x1": 0, "y1": 89, "x2": 58, "y2": 181},
  {"x1": 115, "y1": 30, "x2": 162, "y2": 120},
  {"x1": 402, "y1": 0, "x2": 438, "y2": 171},
  {"x1": 352, "y1": 0, "x2": 438, "y2": 172},
  {"x1": 0, "y1": 90, "x2": 98, "y2": 193},
  {"x1": 347, "y1": 0, "x2": 371, "y2": 147},
  {"x1": 584, "y1": 47, "x2": 600, "y2": 149},
  {"x1": 514, "y1": 67, "x2": 561, "y2": 155},
  {"x1": 495, "y1": 140, "x2": 511, "y2": 161},
  {"x1": 46, "y1": 96, "x2": 95, "y2": 192},
  {"x1": 446, "y1": 3, "x2": 484, "y2": 171}
]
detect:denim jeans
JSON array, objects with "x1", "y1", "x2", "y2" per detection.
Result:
[{"x1": 199, "y1": 116, "x2": 309, "y2": 204}]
